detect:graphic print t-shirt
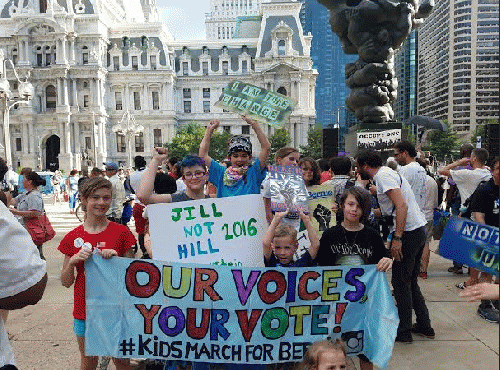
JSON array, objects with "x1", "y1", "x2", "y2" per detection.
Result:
[
  {"x1": 58, "y1": 222, "x2": 136, "y2": 320},
  {"x1": 316, "y1": 225, "x2": 388, "y2": 266}
]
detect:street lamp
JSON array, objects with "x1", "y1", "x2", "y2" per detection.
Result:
[
  {"x1": 112, "y1": 110, "x2": 143, "y2": 168},
  {"x1": 0, "y1": 49, "x2": 33, "y2": 167}
]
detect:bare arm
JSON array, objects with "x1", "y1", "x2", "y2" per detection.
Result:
[
  {"x1": 60, "y1": 248, "x2": 86, "y2": 288},
  {"x1": 137, "y1": 148, "x2": 172, "y2": 205},
  {"x1": 264, "y1": 197, "x2": 273, "y2": 225},
  {"x1": 263, "y1": 211, "x2": 288, "y2": 261},
  {"x1": 300, "y1": 211, "x2": 320, "y2": 259},
  {"x1": 243, "y1": 116, "x2": 271, "y2": 169},
  {"x1": 438, "y1": 157, "x2": 469, "y2": 177},
  {"x1": 386, "y1": 188, "x2": 408, "y2": 261},
  {"x1": 472, "y1": 212, "x2": 486, "y2": 224},
  {"x1": 10, "y1": 209, "x2": 42, "y2": 218},
  {"x1": 199, "y1": 120, "x2": 220, "y2": 170}
]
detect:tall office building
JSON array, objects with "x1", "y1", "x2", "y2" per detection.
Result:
[
  {"x1": 205, "y1": 0, "x2": 264, "y2": 40},
  {"x1": 298, "y1": 0, "x2": 356, "y2": 151},
  {"x1": 418, "y1": 0, "x2": 499, "y2": 139},
  {"x1": 394, "y1": 30, "x2": 418, "y2": 124}
]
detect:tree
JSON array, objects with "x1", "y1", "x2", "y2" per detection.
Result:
[
  {"x1": 470, "y1": 119, "x2": 498, "y2": 147},
  {"x1": 300, "y1": 124, "x2": 323, "y2": 160},
  {"x1": 166, "y1": 121, "x2": 205, "y2": 160},
  {"x1": 269, "y1": 127, "x2": 291, "y2": 162},
  {"x1": 165, "y1": 121, "x2": 233, "y2": 162},
  {"x1": 422, "y1": 122, "x2": 460, "y2": 162}
]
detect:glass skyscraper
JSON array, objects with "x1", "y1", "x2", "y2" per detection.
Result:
[{"x1": 298, "y1": 0, "x2": 357, "y2": 150}]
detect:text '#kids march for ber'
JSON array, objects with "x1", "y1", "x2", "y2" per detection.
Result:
[{"x1": 84, "y1": 255, "x2": 399, "y2": 369}]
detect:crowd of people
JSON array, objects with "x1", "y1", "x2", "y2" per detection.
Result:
[{"x1": 0, "y1": 116, "x2": 498, "y2": 370}]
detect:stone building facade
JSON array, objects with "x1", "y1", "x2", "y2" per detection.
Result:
[{"x1": 0, "y1": 0, "x2": 316, "y2": 171}]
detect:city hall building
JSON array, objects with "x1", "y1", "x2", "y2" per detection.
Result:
[{"x1": 0, "y1": 0, "x2": 317, "y2": 171}]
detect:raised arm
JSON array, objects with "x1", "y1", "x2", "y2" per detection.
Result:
[
  {"x1": 199, "y1": 120, "x2": 220, "y2": 170},
  {"x1": 263, "y1": 210, "x2": 288, "y2": 261},
  {"x1": 242, "y1": 115, "x2": 271, "y2": 169},
  {"x1": 137, "y1": 148, "x2": 172, "y2": 205},
  {"x1": 438, "y1": 157, "x2": 470, "y2": 177},
  {"x1": 299, "y1": 211, "x2": 320, "y2": 259}
]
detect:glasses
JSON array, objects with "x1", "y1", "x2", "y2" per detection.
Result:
[{"x1": 183, "y1": 171, "x2": 206, "y2": 180}]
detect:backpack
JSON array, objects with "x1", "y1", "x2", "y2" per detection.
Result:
[{"x1": 335, "y1": 179, "x2": 356, "y2": 224}]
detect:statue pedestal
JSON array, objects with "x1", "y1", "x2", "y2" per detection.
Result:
[{"x1": 344, "y1": 121, "x2": 407, "y2": 157}]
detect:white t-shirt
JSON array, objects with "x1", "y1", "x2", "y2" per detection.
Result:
[
  {"x1": 399, "y1": 161, "x2": 427, "y2": 211},
  {"x1": 374, "y1": 166, "x2": 427, "y2": 232},
  {"x1": 129, "y1": 169, "x2": 145, "y2": 206},
  {"x1": 424, "y1": 175, "x2": 439, "y2": 222},
  {"x1": 0, "y1": 202, "x2": 47, "y2": 367},
  {"x1": 450, "y1": 167, "x2": 491, "y2": 206}
]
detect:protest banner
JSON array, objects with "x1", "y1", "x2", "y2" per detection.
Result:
[
  {"x1": 85, "y1": 256, "x2": 399, "y2": 369},
  {"x1": 307, "y1": 184, "x2": 335, "y2": 237},
  {"x1": 215, "y1": 81, "x2": 296, "y2": 127},
  {"x1": 439, "y1": 216, "x2": 499, "y2": 276},
  {"x1": 148, "y1": 194, "x2": 266, "y2": 267},
  {"x1": 268, "y1": 165, "x2": 308, "y2": 217},
  {"x1": 357, "y1": 129, "x2": 401, "y2": 151}
]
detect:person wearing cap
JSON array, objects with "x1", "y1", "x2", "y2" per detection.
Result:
[
  {"x1": 199, "y1": 115, "x2": 270, "y2": 198},
  {"x1": 103, "y1": 161, "x2": 126, "y2": 224}
]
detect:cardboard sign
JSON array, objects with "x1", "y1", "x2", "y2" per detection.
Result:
[
  {"x1": 268, "y1": 165, "x2": 309, "y2": 217},
  {"x1": 439, "y1": 216, "x2": 499, "y2": 276},
  {"x1": 85, "y1": 256, "x2": 399, "y2": 369},
  {"x1": 215, "y1": 81, "x2": 296, "y2": 127},
  {"x1": 148, "y1": 195, "x2": 266, "y2": 267}
]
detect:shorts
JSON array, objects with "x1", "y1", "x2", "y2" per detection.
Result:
[
  {"x1": 73, "y1": 318, "x2": 86, "y2": 338},
  {"x1": 133, "y1": 203, "x2": 146, "y2": 234},
  {"x1": 424, "y1": 220, "x2": 433, "y2": 243}
]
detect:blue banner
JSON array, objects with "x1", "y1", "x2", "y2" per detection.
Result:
[
  {"x1": 85, "y1": 256, "x2": 399, "y2": 369},
  {"x1": 439, "y1": 217, "x2": 499, "y2": 276}
]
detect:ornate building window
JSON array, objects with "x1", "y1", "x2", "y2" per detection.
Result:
[
  {"x1": 133, "y1": 91, "x2": 141, "y2": 110},
  {"x1": 83, "y1": 95, "x2": 89, "y2": 108},
  {"x1": 153, "y1": 129, "x2": 162, "y2": 147},
  {"x1": 113, "y1": 56, "x2": 120, "y2": 70},
  {"x1": 40, "y1": 0, "x2": 47, "y2": 13},
  {"x1": 152, "y1": 91, "x2": 160, "y2": 110},
  {"x1": 202, "y1": 62, "x2": 209, "y2": 75},
  {"x1": 46, "y1": 85, "x2": 56, "y2": 109},
  {"x1": 278, "y1": 40, "x2": 286, "y2": 56},
  {"x1": 150, "y1": 55, "x2": 157, "y2": 70},
  {"x1": 12, "y1": 49, "x2": 18, "y2": 65},
  {"x1": 135, "y1": 132, "x2": 144, "y2": 152},
  {"x1": 132, "y1": 56, "x2": 139, "y2": 70},
  {"x1": 242, "y1": 60, "x2": 248, "y2": 74},
  {"x1": 203, "y1": 88, "x2": 210, "y2": 99},
  {"x1": 222, "y1": 61, "x2": 229, "y2": 75},
  {"x1": 82, "y1": 46, "x2": 89, "y2": 65},
  {"x1": 277, "y1": 86, "x2": 287, "y2": 96},
  {"x1": 183, "y1": 88, "x2": 191, "y2": 99},
  {"x1": 45, "y1": 46, "x2": 51, "y2": 65},
  {"x1": 15, "y1": 138, "x2": 21, "y2": 152},
  {"x1": 36, "y1": 47, "x2": 43, "y2": 66},
  {"x1": 182, "y1": 62, "x2": 189, "y2": 76},
  {"x1": 184, "y1": 101, "x2": 191, "y2": 113},
  {"x1": 203, "y1": 101, "x2": 211, "y2": 113},
  {"x1": 116, "y1": 134, "x2": 126, "y2": 152},
  {"x1": 115, "y1": 92, "x2": 123, "y2": 110}
]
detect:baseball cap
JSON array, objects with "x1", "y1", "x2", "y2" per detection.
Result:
[{"x1": 103, "y1": 161, "x2": 119, "y2": 171}]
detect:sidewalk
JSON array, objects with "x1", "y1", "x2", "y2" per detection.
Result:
[{"x1": 5, "y1": 203, "x2": 499, "y2": 369}]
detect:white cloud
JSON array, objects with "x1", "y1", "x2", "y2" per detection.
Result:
[{"x1": 158, "y1": 6, "x2": 207, "y2": 41}]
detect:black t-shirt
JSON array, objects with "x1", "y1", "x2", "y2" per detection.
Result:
[
  {"x1": 469, "y1": 179, "x2": 499, "y2": 227},
  {"x1": 315, "y1": 224, "x2": 388, "y2": 266}
]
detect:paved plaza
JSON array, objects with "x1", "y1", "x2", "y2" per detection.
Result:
[{"x1": 4, "y1": 202, "x2": 499, "y2": 370}]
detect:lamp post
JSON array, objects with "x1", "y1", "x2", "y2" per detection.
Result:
[
  {"x1": 0, "y1": 50, "x2": 34, "y2": 167},
  {"x1": 112, "y1": 110, "x2": 143, "y2": 168}
]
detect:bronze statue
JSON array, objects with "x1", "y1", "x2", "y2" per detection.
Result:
[{"x1": 317, "y1": 0, "x2": 434, "y2": 123}]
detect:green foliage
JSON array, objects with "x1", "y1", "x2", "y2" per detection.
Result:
[
  {"x1": 403, "y1": 124, "x2": 416, "y2": 145},
  {"x1": 209, "y1": 129, "x2": 233, "y2": 162},
  {"x1": 166, "y1": 122, "x2": 205, "y2": 160},
  {"x1": 423, "y1": 122, "x2": 459, "y2": 161},
  {"x1": 165, "y1": 121, "x2": 233, "y2": 162},
  {"x1": 269, "y1": 127, "x2": 291, "y2": 162},
  {"x1": 300, "y1": 124, "x2": 323, "y2": 160}
]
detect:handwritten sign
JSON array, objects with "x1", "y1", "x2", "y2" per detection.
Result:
[
  {"x1": 357, "y1": 129, "x2": 401, "y2": 151},
  {"x1": 85, "y1": 256, "x2": 399, "y2": 369},
  {"x1": 439, "y1": 217, "x2": 499, "y2": 276},
  {"x1": 215, "y1": 81, "x2": 296, "y2": 127},
  {"x1": 148, "y1": 195, "x2": 266, "y2": 267},
  {"x1": 307, "y1": 184, "x2": 335, "y2": 237}
]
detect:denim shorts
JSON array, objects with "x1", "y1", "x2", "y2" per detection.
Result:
[{"x1": 73, "y1": 319, "x2": 85, "y2": 338}]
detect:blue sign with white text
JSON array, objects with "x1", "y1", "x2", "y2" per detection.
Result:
[{"x1": 439, "y1": 217, "x2": 499, "y2": 276}]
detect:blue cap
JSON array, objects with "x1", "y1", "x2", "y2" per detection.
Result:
[{"x1": 103, "y1": 161, "x2": 119, "y2": 171}]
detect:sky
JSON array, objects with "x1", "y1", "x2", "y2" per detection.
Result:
[{"x1": 156, "y1": 0, "x2": 211, "y2": 41}]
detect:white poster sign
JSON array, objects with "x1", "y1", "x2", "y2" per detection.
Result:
[
  {"x1": 357, "y1": 129, "x2": 402, "y2": 151},
  {"x1": 148, "y1": 194, "x2": 266, "y2": 267}
]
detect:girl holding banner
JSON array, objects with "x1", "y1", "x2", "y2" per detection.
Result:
[
  {"x1": 58, "y1": 177, "x2": 136, "y2": 370},
  {"x1": 316, "y1": 186, "x2": 393, "y2": 370}
]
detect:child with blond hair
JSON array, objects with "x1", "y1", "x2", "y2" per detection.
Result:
[{"x1": 297, "y1": 339, "x2": 347, "y2": 370}]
